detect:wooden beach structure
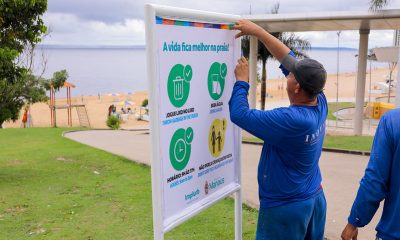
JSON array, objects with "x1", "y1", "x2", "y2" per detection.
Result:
[{"x1": 49, "y1": 81, "x2": 91, "y2": 128}]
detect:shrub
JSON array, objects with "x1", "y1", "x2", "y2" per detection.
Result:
[
  {"x1": 142, "y1": 99, "x2": 148, "y2": 107},
  {"x1": 106, "y1": 115, "x2": 121, "y2": 130}
]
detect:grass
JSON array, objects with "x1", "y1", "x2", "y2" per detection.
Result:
[
  {"x1": 327, "y1": 102, "x2": 355, "y2": 120},
  {"x1": 0, "y1": 128, "x2": 258, "y2": 239},
  {"x1": 323, "y1": 135, "x2": 373, "y2": 151},
  {"x1": 243, "y1": 135, "x2": 373, "y2": 152}
]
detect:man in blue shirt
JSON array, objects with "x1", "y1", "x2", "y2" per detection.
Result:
[
  {"x1": 230, "y1": 20, "x2": 328, "y2": 239},
  {"x1": 341, "y1": 109, "x2": 400, "y2": 240}
]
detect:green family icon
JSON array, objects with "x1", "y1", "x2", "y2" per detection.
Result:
[
  {"x1": 169, "y1": 127, "x2": 194, "y2": 171},
  {"x1": 167, "y1": 64, "x2": 193, "y2": 108},
  {"x1": 208, "y1": 62, "x2": 227, "y2": 100}
]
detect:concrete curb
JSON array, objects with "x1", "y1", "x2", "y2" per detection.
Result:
[
  {"x1": 321, "y1": 147, "x2": 370, "y2": 156},
  {"x1": 62, "y1": 128, "x2": 149, "y2": 137},
  {"x1": 242, "y1": 140, "x2": 370, "y2": 156}
]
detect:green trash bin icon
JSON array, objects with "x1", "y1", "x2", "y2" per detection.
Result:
[{"x1": 173, "y1": 76, "x2": 184, "y2": 100}]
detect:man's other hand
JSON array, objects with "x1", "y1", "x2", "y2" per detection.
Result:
[
  {"x1": 341, "y1": 223, "x2": 358, "y2": 240},
  {"x1": 235, "y1": 57, "x2": 249, "y2": 83}
]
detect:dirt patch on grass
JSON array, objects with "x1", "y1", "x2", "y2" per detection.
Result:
[
  {"x1": 4, "y1": 204, "x2": 28, "y2": 216},
  {"x1": 6, "y1": 160, "x2": 26, "y2": 166},
  {"x1": 27, "y1": 227, "x2": 46, "y2": 236},
  {"x1": 55, "y1": 156, "x2": 76, "y2": 163}
]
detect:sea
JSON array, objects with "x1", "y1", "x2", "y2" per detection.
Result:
[{"x1": 32, "y1": 46, "x2": 389, "y2": 98}]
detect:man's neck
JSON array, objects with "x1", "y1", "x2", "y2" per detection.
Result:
[{"x1": 291, "y1": 97, "x2": 317, "y2": 106}]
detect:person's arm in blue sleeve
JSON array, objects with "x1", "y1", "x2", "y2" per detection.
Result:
[
  {"x1": 229, "y1": 58, "x2": 291, "y2": 145},
  {"x1": 348, "y1": 115, "x2": 394, "y2": 227},
  {"x1": 230, "y1": 20, "x2": 301, "y2": 144}
]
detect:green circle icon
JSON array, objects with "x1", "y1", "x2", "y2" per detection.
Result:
[
  {"x1": 185, "y1": 127, "x2": 194, "y2": 144},
  {"x1": 169, "y1": 128, "x2": 193, "y2": 171},
  {"x1": 183, "y1": 65, "x2": 193, "y2": 82},
  {"x1": 168, "y1": 64, "x2": 193, "y2": 108},
  {"x1": 208, "y1": 62, "x2": 226, "y2": 100},
  {"x1": 220, "y1": 63, "x2": 227, "y2": 78}
]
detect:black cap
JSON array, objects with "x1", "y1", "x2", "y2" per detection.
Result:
[{"x1": 281, "y1": 55, "x2": 327, "y2": 95}]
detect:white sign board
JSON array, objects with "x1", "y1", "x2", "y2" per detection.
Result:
[{"x1": 145, "y1": 4, "x2": 242, "y2": 239}]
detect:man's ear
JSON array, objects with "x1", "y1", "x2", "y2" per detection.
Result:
[{"x1": 294, "y1": 82, "x2": 301, "y2": 94}]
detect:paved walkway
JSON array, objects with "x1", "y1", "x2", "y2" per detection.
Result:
[{"x1": 65, "y1": 130, "x2": 382, "y2": 240}]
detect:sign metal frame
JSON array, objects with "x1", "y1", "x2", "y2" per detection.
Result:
[{"x1": 145, "y1": 4, "x2": 242, "y2": 239}]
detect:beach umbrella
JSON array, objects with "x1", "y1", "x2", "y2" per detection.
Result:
[
  {"x1": 115, "y1": 100, "x2": 134, "y2": 106},
  {"x1": 123, "y1": 100, "x2": 134, "y2": 106},
  {"x1": 107, "y1": 93, "x2": 121, "y2": 102},
  {"x1": 125, "y1": 100, "x2": 134, "y2": 106}
]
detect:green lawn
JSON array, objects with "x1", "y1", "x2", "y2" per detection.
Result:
[
  {"x1": 0, "y1": 128, "x2": 258, "y2": 239},
  {"x1": 327, "y1": 102, "x2": 355, "y2": 120},
  {"x1": 323, "y1": 135, "x2": 373, "y2": 151},
  {"x1": 243, "y1": 135, "x2": 373, "y2": 152}
]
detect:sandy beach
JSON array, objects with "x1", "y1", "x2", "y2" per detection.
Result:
[
  {"x1": 3, "y1": 67, "x2": 396, "y2": 129},
  {"x1": 3, "y1": 91, "x2": 150, "y2": 129},
  {"x1": 260, "y1": 67, "x2": 396, "y2": 103}
]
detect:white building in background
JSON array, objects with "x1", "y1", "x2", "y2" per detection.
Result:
[{"x1": 372, "y1": 45, "x2": 400, "y2": 107}]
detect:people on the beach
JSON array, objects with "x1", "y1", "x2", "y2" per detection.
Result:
[
  {"x1": 341, "y1": 108, "x2": 400, "y2": 240},
  {"x1": 230, "y1": 19, "x2": 327, "y2": 239},
  {"x1": 108, "y1": 105, "x2": 113, "y2": 117},
  {"x1": 22, "y1": 106, "x2": 29, "y2": 128}
]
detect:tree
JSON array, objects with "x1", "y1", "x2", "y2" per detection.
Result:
[
  {"x1": 0, "y1": 71, "x2": 47, "y2": 127},
  {"x1": 42, "y1": 70, "x2": 69, "y2": 128},
  {"x1": 242, "y1": 3, "x2": 311, "y2": 110},
  {"x1": 369, "y1": 0, "x2": 391, "y2": 11},
  {"x1": 0, "y1": 0, "x2": 48, "y2": 127},
  {"x1": 43, "y1": 70, "x2": 69, "y2": 93}
]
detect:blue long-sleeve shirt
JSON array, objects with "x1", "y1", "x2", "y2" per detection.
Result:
[
  {"x1": 228, "y1": 80, "x2": 327, "y2": 208},
  {"x1": 348, "y1": 109, "x2": 400, "y2": 240}
]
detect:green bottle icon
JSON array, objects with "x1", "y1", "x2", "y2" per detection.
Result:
[{"x1": 208, "y1": 62, "x2": 227, "y2": 100}]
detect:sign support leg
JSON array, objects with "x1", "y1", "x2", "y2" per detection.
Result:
[{"x1": 235, "y1": 189, "x2": 243, "y2": 240}]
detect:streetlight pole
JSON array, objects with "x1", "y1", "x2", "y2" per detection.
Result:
[
  {"x1": 368, "y1": 56, "x2": 372, "y2": 132},
  {"x1": 336, "y1": 31, "x2": 341, "y2": 128}
]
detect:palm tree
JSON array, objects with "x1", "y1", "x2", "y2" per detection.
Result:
[
  {"x1": 42, "y1": 69, "x2": 69, "y2": 127},
  {"x1": 242, "y1": 3, "x2": 311, "y2": 110},
  {"x1": 369, "y1": 0, "x2": 391, "y2": 11}
]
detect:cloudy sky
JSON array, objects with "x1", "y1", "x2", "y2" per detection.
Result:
[{"x1": 43, "y1": 0, "x2": 400, "y2": 48}]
